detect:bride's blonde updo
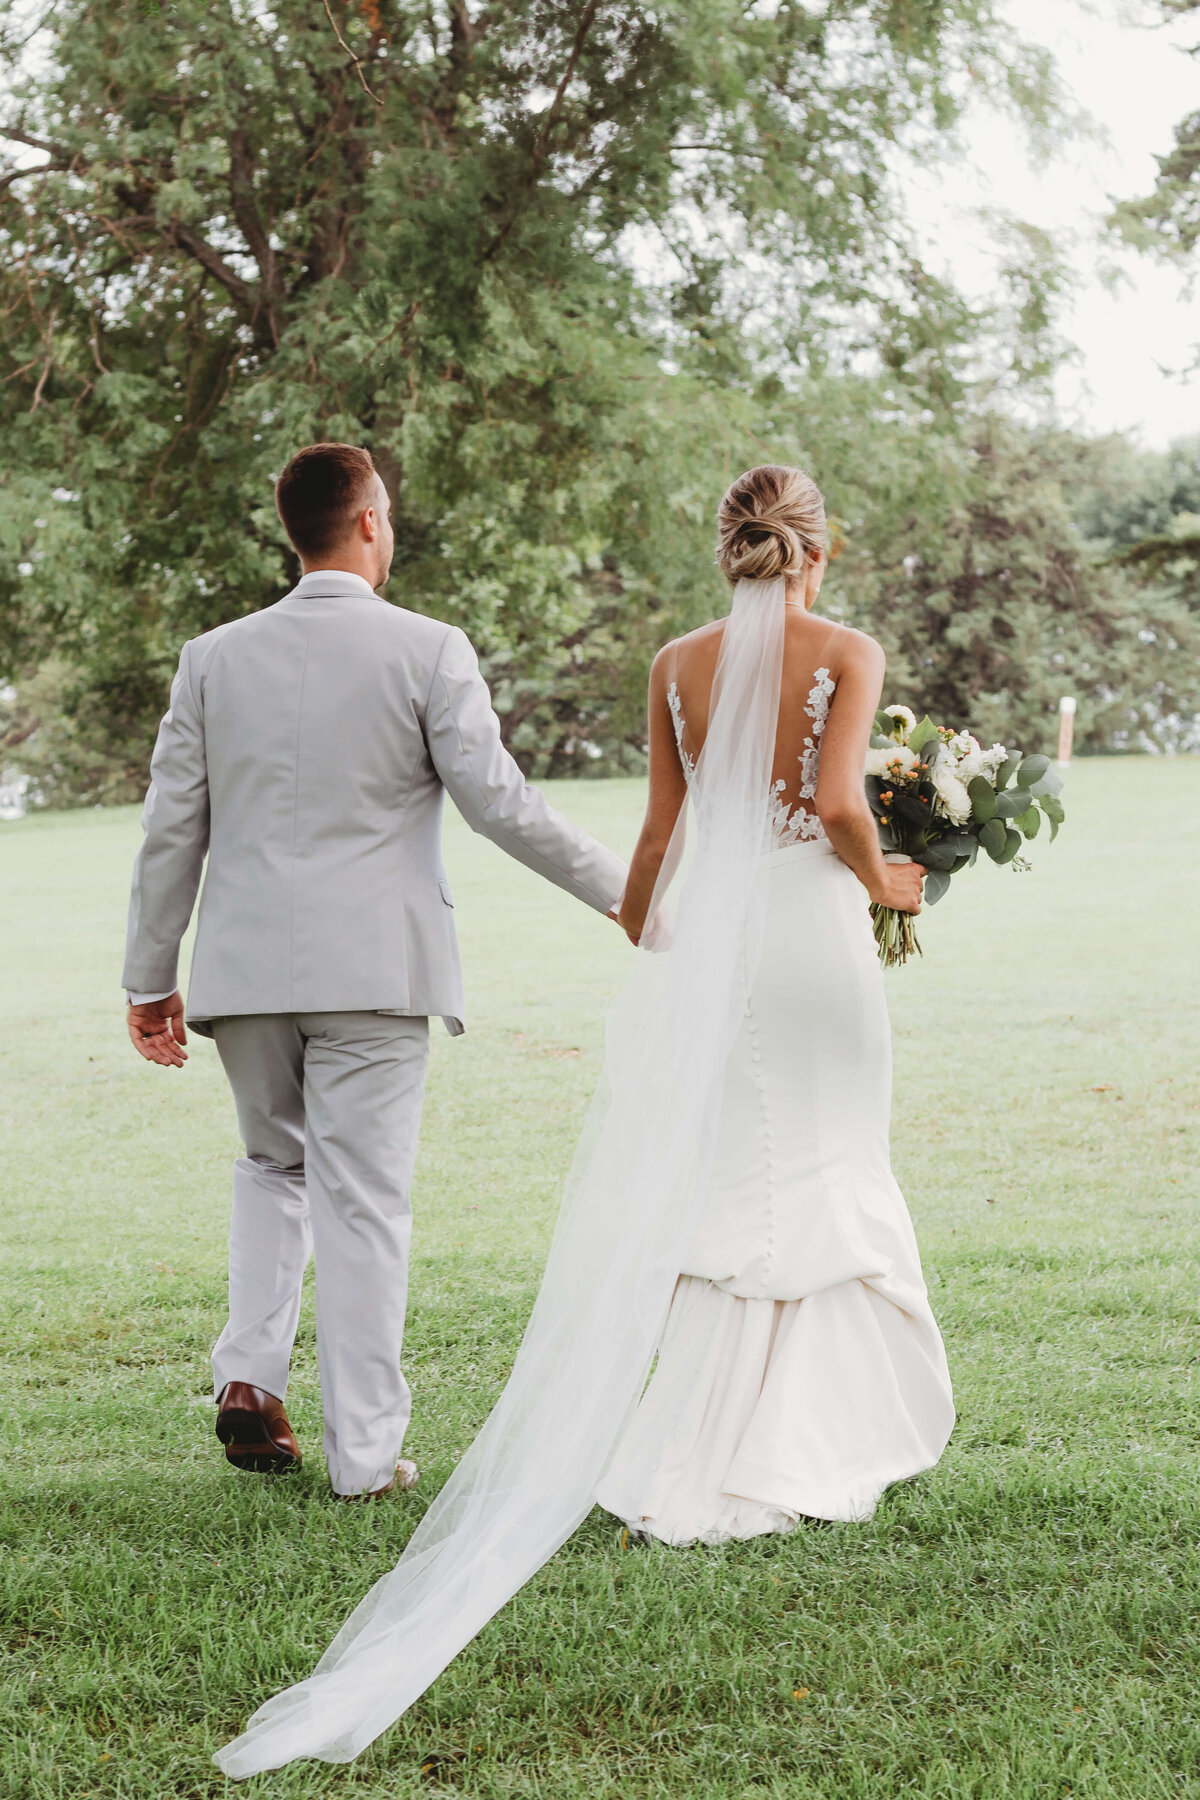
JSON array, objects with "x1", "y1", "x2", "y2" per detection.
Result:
[{"x1": 715, "y1": 464, "x2": 826, "y2": 584}]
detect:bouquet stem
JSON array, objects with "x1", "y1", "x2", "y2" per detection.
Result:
[
  {"x1": 871, "y1": 852, "x2": 922, "y2": 968},
  {"x1": 870, "y1": 902, "x2": 922, "y2": 968}
]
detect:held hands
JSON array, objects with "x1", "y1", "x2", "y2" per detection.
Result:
[
  {"x1": 127, "y1": 991, "x2": 188, "y2": 1068},
  {"x1": 871, "y1": 863, "x2": 925, "y2": 915}
]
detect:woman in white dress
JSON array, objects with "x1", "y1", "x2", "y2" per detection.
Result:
[
  {"x1": 216, "y1": 465, "x2": 954, "y2": 1777},
  {"x1": 595, "y1": 463, "x2": 955, "y2": 1544}
]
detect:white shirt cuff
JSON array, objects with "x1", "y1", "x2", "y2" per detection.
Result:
[{"x1": 126, "y1": 990, "x2": 175, "y2": 1006}]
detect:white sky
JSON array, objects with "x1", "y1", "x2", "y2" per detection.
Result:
[{"x1": 906, "y1": 0, "x2": 1200, "y2": 448}]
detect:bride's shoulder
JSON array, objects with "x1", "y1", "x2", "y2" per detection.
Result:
[
  {"x1": 822, "y1": 619, "x2": 884, "y2": 674},
  {"x1": 649, "y1": 619, "x2": 724, "y2": 678}
]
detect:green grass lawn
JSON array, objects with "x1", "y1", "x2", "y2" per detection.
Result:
[{"x1": 2, "y1": 759, "x2": 1198, "y2": 1800}]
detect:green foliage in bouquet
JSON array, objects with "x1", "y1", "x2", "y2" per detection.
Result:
[{"x1": 864, "y1": 704, "x2": 1066, "y2": 965}]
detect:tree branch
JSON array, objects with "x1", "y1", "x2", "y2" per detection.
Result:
[
  {"x1": 482, "y1": 0, "x2": 601, "y2": 263},
  {"x1": 321, "y1": 0, "x2": 383, "y2": 105},
  {"x1": 0, "y1": 124, "x2": 59, "y2": 153},
  {"x1": 0, "y1": 157, "x2": 65, "y2": 192},
  {"x1": 162, "y1": 218, "x2": 260, "y2": 316},
  {"x1": 228, "y1": 127, "x2": 282, "y2": 343}
]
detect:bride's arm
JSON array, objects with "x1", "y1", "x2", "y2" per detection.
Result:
[
  {"x1": 618, "y1": 649, "x2": 688, "y2": 945},
  {"x1": 815, "y1": 633, "x2": 924, "y2": 915}
]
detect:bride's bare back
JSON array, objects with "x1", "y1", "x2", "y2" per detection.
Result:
[
  {"x1": 665, "y1": 607, "x2": 855, "y2": 831},
  {"x1": 617, "y1": 599, "x2": 922, "y2": 944}
]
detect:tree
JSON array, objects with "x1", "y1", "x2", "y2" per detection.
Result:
[
  {"x1": 0, "y1": 0, "x2": 1060, "y2": 802},
  {"x1": 838, "y1": 418, "x2": 1200, "y2": 754}
]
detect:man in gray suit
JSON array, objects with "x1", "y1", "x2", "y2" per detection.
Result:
[{"x1": 123, "y1": 444, "x2": 627, "y2": 1498}]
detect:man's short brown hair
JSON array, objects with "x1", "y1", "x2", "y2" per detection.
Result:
[{"x1": 275, "y1": 443, "x2": 378, "y2": 558}]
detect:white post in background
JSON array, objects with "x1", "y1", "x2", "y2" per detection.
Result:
[{"x1": 1057, "y1": 695, "x2": 1076, "y2": 767}]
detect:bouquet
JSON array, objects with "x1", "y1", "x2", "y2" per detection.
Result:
[{"x1": 865, "y1": 704, "x2": 1066, "y2": 967}]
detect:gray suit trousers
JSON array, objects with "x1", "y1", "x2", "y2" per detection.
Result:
[{"x1": 210, "y1": 1011, "x2": 429, "y2": 1496}]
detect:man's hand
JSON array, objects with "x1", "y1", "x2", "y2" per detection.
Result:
[{"x1": 127, "y1": 992, "x2": 188, "y2": 1068}]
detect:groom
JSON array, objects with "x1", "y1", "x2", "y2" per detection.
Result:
[{"x1": 122, "y1": 444, "x2": 628, "y2": 1497}]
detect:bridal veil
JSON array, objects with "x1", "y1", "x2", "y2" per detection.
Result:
[{"x1": 215, "y1": 577, "x2": 788, "y2": 1775}]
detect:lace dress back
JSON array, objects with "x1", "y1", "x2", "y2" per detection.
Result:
[{"x1": 666, "y1": 621, "x2": 842, "y2": 849}]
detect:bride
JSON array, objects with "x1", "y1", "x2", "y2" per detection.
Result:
[{"x1": 216, "y1": 464, "x2": 955, "y2": 1776}]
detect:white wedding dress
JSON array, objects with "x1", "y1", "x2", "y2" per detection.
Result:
[
  {"x1": 595, "y1": 661, "x2": 955, "y2": 1544},
  {"x1": 216, "y1": 579, "x2": 954, "y2": 1777}
]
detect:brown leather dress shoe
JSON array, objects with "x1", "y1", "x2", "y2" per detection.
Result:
[{"x1": 215, "y1": 1382, "x2": 302, "y2": 1474}]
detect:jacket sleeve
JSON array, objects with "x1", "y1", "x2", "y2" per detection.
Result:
[
  {"x1": 121, "y1": 639, "x2": 211, "y2": 993},
  {"x1": 424, "y1": 626, "x2": 627, "y2": 915}
]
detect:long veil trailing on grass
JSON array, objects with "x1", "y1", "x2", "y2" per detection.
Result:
[{"x1": 215, "y1": 577, "x2": 788, "y2": 1776}]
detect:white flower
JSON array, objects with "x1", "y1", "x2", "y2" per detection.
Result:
[
  {"x1": 930, "y1": 761, "x2": 971, "y2": 824},
  {"x1": 865, "y1": 745, "x2": 918, "y2": 779},
  {"x1": 980, "y1": 742, "x2": 1008, "y2": 776},
  {"x1": 883, "y1": 705, "x2": 916, "y2": 742}
]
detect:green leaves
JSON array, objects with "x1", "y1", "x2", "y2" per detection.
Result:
[
  {"x1": 994, "y1": 787, "x2": 1030, "y2": 819},
  {"x1": 908, "y1": 716, "x2": 939, "y2": 753},
  {"x1": 1030, "y1": 765, "x2": 1064, "y2": 800},
  {"x1": 1040, "y1": 792, "x2": 1065, "y2": 840},
  {"x1": 1016, "y1": 753, "x2": 1051, "y2": 788},
  {"x1": 920, "y1": 837, "x2": 961, "y2": 872},
  {"x1": 1016, "y1": 805, "x2": 1041, "y2": 839},
  {"x1": 923, "y1": 869, "x2": 952, "y2": 905},
  {"x1": 968, "y1": 776, "x2": 998, "y2": 823},
  {"x1": 978, "y1": 817, "x2": 1008, "y2": 861}
]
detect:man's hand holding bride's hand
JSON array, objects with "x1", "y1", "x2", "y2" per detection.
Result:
[
  {"x1": 871, "y1": 863, "x2": 925, "y2": 914},
  {"x1": 127, "y1": 991, "x2": 189, "y2": 1068}
]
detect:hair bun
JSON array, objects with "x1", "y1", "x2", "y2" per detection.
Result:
[{"x1": 716, "y1": 465, "x2": 826, "y2": 584}]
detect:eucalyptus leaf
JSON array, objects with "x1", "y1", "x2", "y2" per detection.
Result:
[
  {"x1": 950, "y1": 854, "x2": 972, "y2": 873},
  {"x1": 994, "y1": 788, "x2": 1029, "y2": 819},
  {"x1": 923, "y1": 869, "x2": 951, "y2": 905},
  {"x1": 1016, "y1": 753, "x2": 1050, "y2": 788},
  {"x1": 892, "y1": 789, "x2": 932, "y2": 827},
  {"x1": 998, "y1": 827, "x2": 1022, "y2": 864},
  {"x1": 869, "y1": 733, "x2": 894, "y2": 750},
  {"x1": 1049, "y1": 817, "x2": 1060, "y2": 842},
  {"x1": 873, "y1": 709, "x2": 892, "y2": 737},
  {"x1": 1017, "y1": 806, "x2": 1040, "y2": 839},
  {"x1": 1030, "y1": 767, "x2": 1064, "y2": 799},
  {"x1": 908, "y1": 716, "x2": 939, "y2": 753},
  {"x1": 918, "y1": 736, "x2": 943, "y2": 769},
  {"x1": 968, "y1": 775, "x2": 997, "y2": 823},
  {"x1": 994, "y1": 754, "x2": 1016, "y2": 792},
  {"x1": 920, "y1": 837, "x2": 960, "y2": 872},
  {"x1": 1040, "y1": 794, "x2": 1065, "y2": 824},
  {"x1": 979, "y1": 817, "x2": 1007, "y2": 860}
]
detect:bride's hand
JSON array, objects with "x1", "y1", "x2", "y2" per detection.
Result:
[
  {"x1": 617, "y1": 905, "x2": 643, "y2": 946},
  {"x1": 872, "y1": 863, "x2": 925, "y2": 914}
]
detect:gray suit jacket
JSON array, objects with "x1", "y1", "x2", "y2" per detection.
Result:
[{"x1": 122, "y1": 571, "x2": 628, "y2": 1037}]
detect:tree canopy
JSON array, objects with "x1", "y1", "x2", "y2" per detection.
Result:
[{"x1": 3, "y1": 0, "x2": 1185, "y2": 804}]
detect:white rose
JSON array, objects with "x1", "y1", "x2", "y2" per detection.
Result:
[
  {"x1": 930, "y1": 761, "x2": 971, "y2": 825},
  {"x1": 865, "y1": 744, "x2": 919, "y2": 781},
  {"x1": 883, "y1": 705, "x2": 917, "y2": 742}
]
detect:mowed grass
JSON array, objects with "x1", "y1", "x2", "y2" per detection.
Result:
[{"x1": 1, "y1": 758, "x2": 1198, "y2": 1800}]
